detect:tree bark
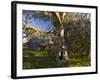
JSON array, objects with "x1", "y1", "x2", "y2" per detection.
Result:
[{"x1": 55, "y1": 12, "x2": 69, "y2": 62}]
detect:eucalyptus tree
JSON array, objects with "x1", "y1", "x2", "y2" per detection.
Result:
[
  {"x1": 22, "y1": 10, "x2": 70, "y2": 62},
  {"x1": 22, "y1": 10, "x2": 91, "y2": 62}
]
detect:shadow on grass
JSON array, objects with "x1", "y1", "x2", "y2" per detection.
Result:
[
  {"x1": 23, "y1": 56, "x2": 68, "y2": 69},
  {"x1": 23, "y1": 47, "x2": 91, "y2": 69}
]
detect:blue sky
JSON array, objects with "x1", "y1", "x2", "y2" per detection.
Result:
[
  {"x1": 28, "y1": 18, "x2": 52, "y2": 31},
  {"x1": 22, "y1": 11, "x2": 53, "y2": 31}
]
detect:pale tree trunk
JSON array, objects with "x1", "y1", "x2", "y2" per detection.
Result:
[{"x1": 55, "y1": 12, "x2": 69, "y2": 63}]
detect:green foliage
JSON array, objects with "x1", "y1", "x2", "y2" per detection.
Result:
[
  {"x1": 23, "y1": 11, "x2": 91, "y2": 69},
  {"x1": 64, "y1": 14, "x2": 90, "y2": 56},
  {"x1": 23, "y1": 48, "x2": 90, "y2": 69}
]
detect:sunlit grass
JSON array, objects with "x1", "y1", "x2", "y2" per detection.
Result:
[{"x1": 23, "y1": 48, "x2": 91, "y2": 69}]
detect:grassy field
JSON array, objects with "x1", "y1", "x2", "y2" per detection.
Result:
[{"x1": 23, "y1": 47, "x2": 91, "y2": 69}]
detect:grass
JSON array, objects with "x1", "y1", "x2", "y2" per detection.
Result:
[{"x1": 23, "y1": 47, "x2": 91, "y2": 69}]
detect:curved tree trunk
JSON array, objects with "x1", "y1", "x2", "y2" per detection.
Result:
[
  {"x1": 60, "y1": 25, "x2": 69, "y2": 60},
  {"x1": 55, "y1": 12, "x2": 69, "y2": 63}
]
